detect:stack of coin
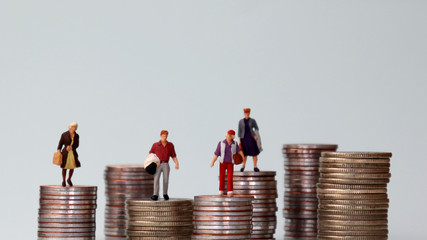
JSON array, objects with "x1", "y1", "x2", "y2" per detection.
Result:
[
  {"x1": 317, "y1": 152, "x2": 391, "y2": 240},
  {"x1": 283, "y1": 144, "x2": 338, "y2": 240},
  {"x1": 125, "y1": 198, "x2": 193, "y2": 239},
  {"x1": 225, "y1": 171, "x2": 278, "y2": 239},
  {"x1": 37, "y1": 185, "x2": 97, "y2": 239},
  {"x1": 192, "y1": 195, "x2": 254, "y2": 240},
  {"x1": 104, "y1": 164, "x2": 154, "y2": 239}
]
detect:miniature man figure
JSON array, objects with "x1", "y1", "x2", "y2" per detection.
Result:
[
  {"x1": 211, "y1": 130, "x2": 245, "y2": 196},
  {"x1": 149, "y1": 130, "x2": 179, "y2": 201},
  {"x1": 238, "y1": 108, "x2": 262, "y2": 172}
]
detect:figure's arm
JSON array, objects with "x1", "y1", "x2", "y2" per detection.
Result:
[
  {"x1": 74, "y1": 135, "x2": 79, "y2": 149},
  {"x1": 211, "y1": 155, "x2": 218, "y2": 167},
  {"x1": 57, "y1": 134, "x2": 64, "y2": 152},
  {"x1": 172, "y1": 157, "x2": 179, "y2": 170}
]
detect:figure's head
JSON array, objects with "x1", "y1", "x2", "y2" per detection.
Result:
[
  {"x1": 160, "y1": 130, "x2": 169, "y2": 142},
  {"x1": 68, "y1": 122, "x2": 78, "y2": 133},
  {"x1": 226, "y1": 130, "x2": 235, "y2": 141},
  {"x1": 243, "y1": 108, "x2": 251, "y2": 119}
]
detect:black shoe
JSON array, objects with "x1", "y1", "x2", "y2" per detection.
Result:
[
  {"x1": 254, "y1": 167, "x2": 260, "y2": 172},
  {"x1": 62, "y1": 181, "x2": 66, "y2": 187},
  {"x1": 151, "y1": 195, "x2": 158, "y2": 201},
  {"x1": 163, "y1": 194, "x2": 169, "y2": 200},
  {"x1": 67, "y1": 179, "x2": 73, "y2": 187},
  {"x1": 240, "y1": 167, "x2": 245, "y2": 172}
]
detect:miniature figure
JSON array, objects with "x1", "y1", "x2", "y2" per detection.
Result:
[
  {"x1": 57, "y1": 122, "x2": 80, "y2": 187},
  {"x1": 211, "y1": 130, "x2": 245, "y2": 196},
  {"x1": 238, "y1": 108, "x2": 262, "y2": 172},
  {"x1": 149, "y1": 130, "x2": 179, "y2": 201}
]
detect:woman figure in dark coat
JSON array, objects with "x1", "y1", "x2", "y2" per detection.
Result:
[
  {"x1": 57, "y1": 122, "x2": 80, "y2": 187},
  {"x1": 238, "y1": 108, "x2": 262, "y2": 172}
]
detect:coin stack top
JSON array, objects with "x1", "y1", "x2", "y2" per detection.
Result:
[
  {"x1": 283, "y1": 144, "x2": 338, "y2": 240},
  {"x1": 37, "y1": 185, "x2": 97, "y2": 240},
  {"x1": 192, "y1": 195, "x2": 254, "y2": 240},
  {"x1": 104, "y1": 164, "x2": 154, "y2": 239},
  {"x1": 226, "y1": 171, "x2": 278, "y2": 239},
  {"x1": 126, "y1": 198, "x2": 194, "y2": 240},
  {"x1": 317, "y1": 151, "x2": 391, "y2": 240}
]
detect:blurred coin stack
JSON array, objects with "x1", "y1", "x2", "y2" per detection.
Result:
[
  {"x1": 317, "y1": 152, "x2": 391, "y2": 240},
  {"x1": 37, "y1": 185, "x2": 97, "y2": 239},
  {"x1": 104, "y1": 164, "x2": 154, "y2": 239},
  {"x1": 226, "y1": 171, "x2": 278, "y2": 239},
  {"x1": 125, "y1": 199, "x2": 194, "y2": 239},
  {"x1": 192, "y1": 195, "x2": 254, "y2": 240},
  {"x1": 283, "y1": 144, "x2": 338, "y2": 240}
]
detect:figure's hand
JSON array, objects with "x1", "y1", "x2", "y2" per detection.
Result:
[
  {"x1": 210, "y1": 162, "x2": 215, "y2": 168},
  {"x1": 175, "y1": 163, "x2": 179, "y2": 170},
  {"x1": 66, "y1": 145, "x2": 72, "y2": 151},
  {"x1": 57, "y1": 149, "x2": 61, "y2": 153},
  {"x1": 254, "y1": 135, "x2": 258, "y2": 141}
]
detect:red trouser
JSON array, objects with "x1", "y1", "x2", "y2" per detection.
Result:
[{"x1": 219, "y1": 162, "x2": 234, "y2": 192}]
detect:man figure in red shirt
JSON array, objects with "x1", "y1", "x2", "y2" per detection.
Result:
[{"x1": 149, "y1": 130, "x2": 180, "y2": 201}]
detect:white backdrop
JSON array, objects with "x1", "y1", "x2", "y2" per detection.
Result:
[{"x1": 1, "y1": 1, "x2": 426, "y2": 239}]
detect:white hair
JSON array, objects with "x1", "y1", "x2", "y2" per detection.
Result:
[{"x1": 68, "y1": 122, "x2": 78, "y2": 129}]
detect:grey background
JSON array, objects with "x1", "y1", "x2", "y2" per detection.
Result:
[{"x1": 1, "y1": 1, "x2": 426, "y2": 239}]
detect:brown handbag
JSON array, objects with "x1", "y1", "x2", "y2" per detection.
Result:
[
  {"x1": 233, "y1": 153, "x2": 243, "y2": 165},
  {"x1": 53, "y1": 152, "x2": 62, "y2": 165}
]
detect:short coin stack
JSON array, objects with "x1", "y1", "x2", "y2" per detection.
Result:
[
  {"x1": 283, "y1": 144, "x2": 338, "y2": 240},
  {"x1": 125, "y1": 198, "x2": 194, "y2": 239},
  {"x1": 104, "y1": 164, "x2": 154, "y2": 239},
  {"x1": 37, "y1": 185, "x2": 97, "y2": 239},
  {"x1": 192, "y1": 195, "x2": 254, "y2": 240},
  {"x1": 317, "y1": 152, "x2": 391, "y2": 240},
  {"x1": 226, "y1": 171, "x2": 278, "y2": 239}
]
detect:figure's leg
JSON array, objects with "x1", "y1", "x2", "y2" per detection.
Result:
[
  {"x1": 67, "y1": 169, "x2": 74, "y2": 186},
  {"x1": 62, "y1": 169, "x2": 66, "y2": 187},
  {"x1": 219, "y1": 163, "x2": 226, "y2": 194},
  {"x1": 163, "y1": 163, "x2": 170, "y2": 196},
  {"x1": 226, "y1": 163, "x2": 234, "y2": 195},
  {"x1": 153, "y1": 164, "x2": 162, "y2": 197},
  {"x1": 241, "y1": 156, "x2": 248, "y2": 172},
  {"x1": 253, "y1": 156, "x2": 259, "y2": 172}
]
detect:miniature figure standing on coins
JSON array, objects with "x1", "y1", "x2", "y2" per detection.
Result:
[
  {"x1": 57, "y1": 122, "x2": 80, "y2": 187},
  {"x1": 238, "y1": 108, "x2": 262, "y2": 172},
  {"x1": 211, "y1": 130, "x2": 244, "y2": 196},
  {"x1": 149, "y1": 130, "x2": 179, "y2": 201}
]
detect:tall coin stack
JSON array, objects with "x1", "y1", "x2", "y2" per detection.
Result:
[
  {"x1": 283, "y1": 144, "x2": 338, "y2": 240},
  {"x1": 125, "y1": 199, "x2": 194, "y2": 239},
  {"x1": 192, "y1": 195, "x2": 254, "y2": 240},
  {"x1": 37, "y1": 185, "x2": 97, "y2": 239},
  {"x1": 317, "y1": 152, "x2": 391, "y2": 240},
  {"x1": 104, "y1": 164, "x2": 154, "y2": 239},
  {"x1": 226, "y1": 171, "x2": 278, "y2": 239}
]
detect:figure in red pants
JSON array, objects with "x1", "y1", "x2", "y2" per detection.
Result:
[{"x1": 210, "y1": 130, "x2": 245, "y2": 196}]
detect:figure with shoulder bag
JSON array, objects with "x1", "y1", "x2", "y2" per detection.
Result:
[
  {"x1": 210, "y1": 130, "x2": 245, "y2": 196},
  {"x1": 238, "y1": 108, "x2": 262, "y2": 172},
  {"x1": 55, "y1": 122, "x2": 81, "y2": 187}
]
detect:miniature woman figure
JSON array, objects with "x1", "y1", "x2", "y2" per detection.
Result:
[
  {"x1": 149, "y1": 130, "x2": 180, "y2": 201},
  {"x1": 57, "y1": 122, "x2": 80, "y2": 187},
  {"x1": 238, "y1": 108, "x2": 262, "y2": 172},
  {"x1": 211, "y1": 130, "x2": 245, "y2": 196}
]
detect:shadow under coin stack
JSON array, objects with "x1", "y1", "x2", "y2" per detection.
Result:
[
  {"x1": 282, "y1": 144, "x2": 338, "y2": 240},
  {"x1": 125, "y1": 199, "x2": 194, "y2": 239},
  {"x1": 317, "y1": 152, "x2": 391, "y2": 240},
  {"x1": 37, "y1": 185, "x2": 97, "y2": 239},
  {"x1": 104, "y1": 164, "x2": 154, "y2": 239},
  {"x1": 192, "y1": 195, "x2": 254, "y2": 240},
  {"x1": 226, "y1": 171, "x2": 278, "y2": 239}
]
